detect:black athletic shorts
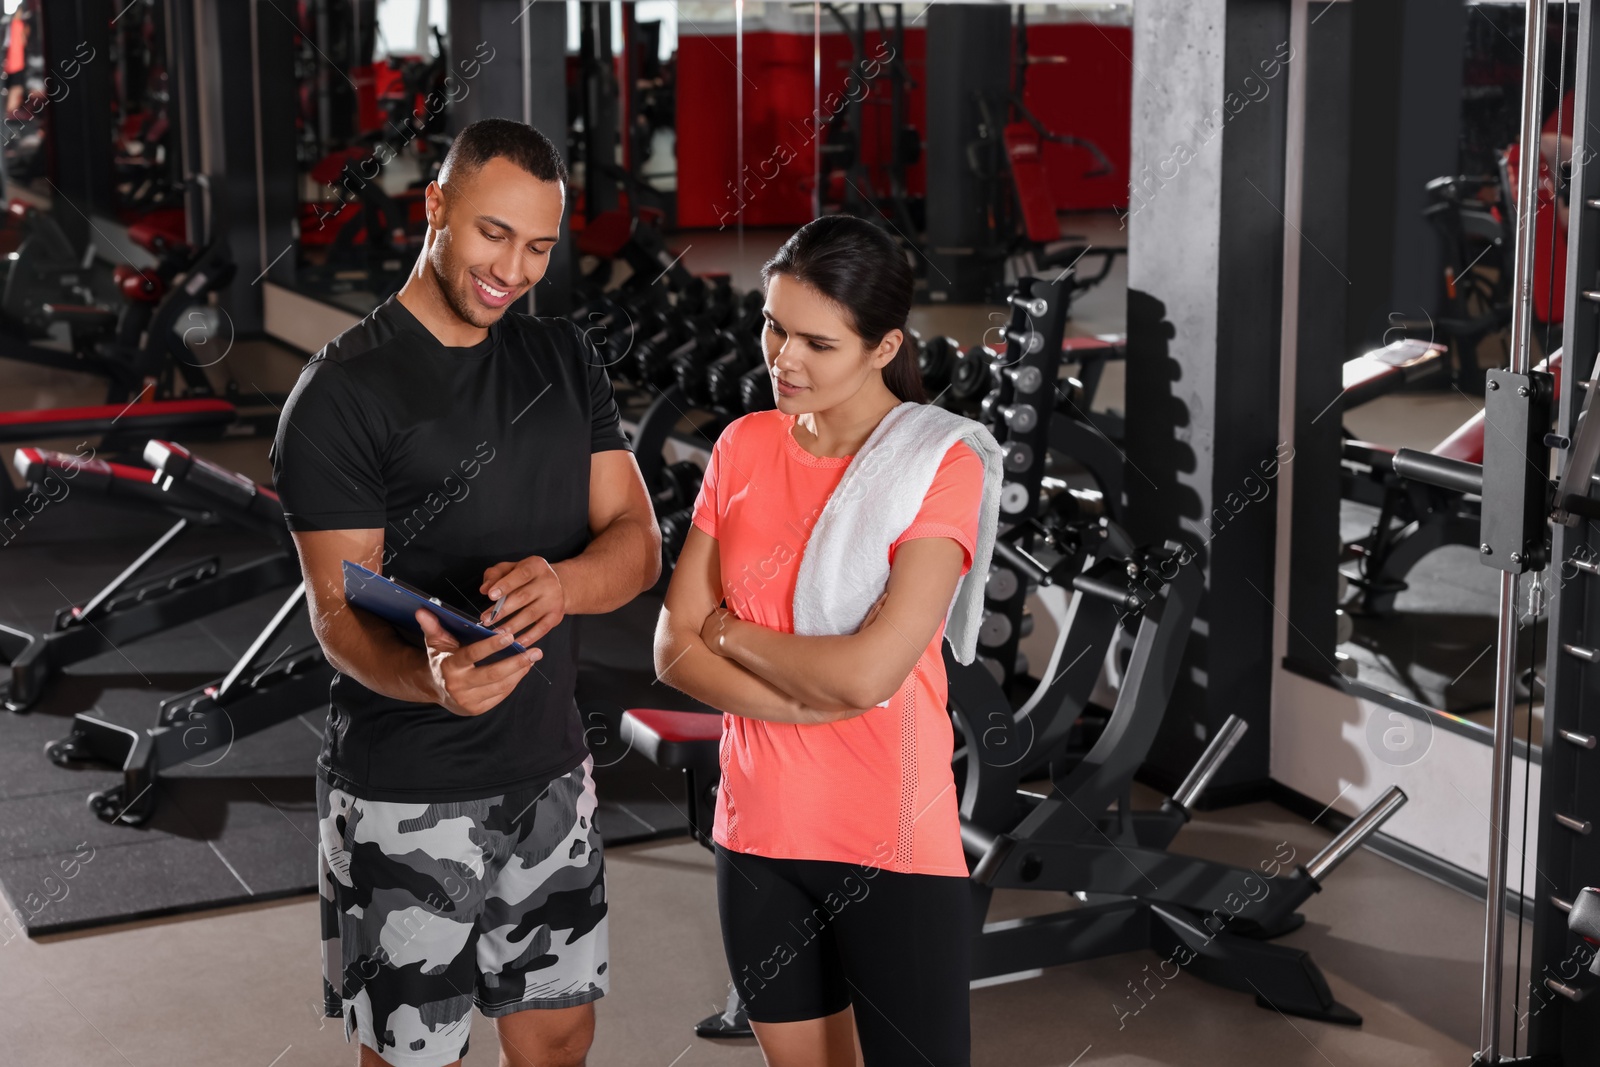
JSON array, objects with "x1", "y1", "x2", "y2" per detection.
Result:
[{"x1": 715, "y1": 843, "x2": 970, "y2": 1065}]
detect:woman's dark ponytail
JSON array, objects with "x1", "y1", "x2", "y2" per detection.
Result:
[{"x1": 761, "y1": 216, "x2": 927, "y2": 404}]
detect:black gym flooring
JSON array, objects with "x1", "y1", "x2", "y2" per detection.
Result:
[{"x1": 0, "y1": 493, "x2": 708, "y2": 936}]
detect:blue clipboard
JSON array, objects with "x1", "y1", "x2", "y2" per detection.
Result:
[{"x1": 342, "y1": 560, "x2": 528, "y2": 665}]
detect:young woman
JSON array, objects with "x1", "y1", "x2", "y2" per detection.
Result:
[{"x1": 653, "y1": 215, "x2": 989, "y2": 1067}]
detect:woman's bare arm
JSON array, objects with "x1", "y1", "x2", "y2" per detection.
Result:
[
  {"x1": 654, "y1": 526, "x2": 869, "y2": 724},
  {"x1": 704, "y1": 537, "x2": 968, "y2": 710}
]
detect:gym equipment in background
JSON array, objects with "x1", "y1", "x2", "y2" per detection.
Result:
[
  {"x1": 815, "y1": 3, "x2": 924, "y2": 240},
  {"x1": 1419, "y1": 173, "x2": 1513, "y2": 390},
  {"x1": 943, "y1": 274, "x2": 1112, "y2": 696},
  {"x1": 44, "y1": 439, "x2": 332, "y2": 826},
  {"x1": 1341, "y1": 342, "x2": 1561, "y2": 616},
  {"x1": 937, "y1": 5, "x2": 1125, "y2": 305},
  {"x1": 109, "y1": 0, "x2": 182, "y2": 216},
  {"x1": 0, "y1": 199, "x2": 235, "y2": 403},
  {"x1": 1394, "y1": 4, "x2": 1600, "y2": 1057},
  {"x1": 2, "y1": 433, "x2": 299, "y2": 713},
  {"x1": 616, "y1": 707, "x2": 747, "y2": 1037},
  {"x1": 951, "y1": 531, "x2": 1405, "y2": 1025}
]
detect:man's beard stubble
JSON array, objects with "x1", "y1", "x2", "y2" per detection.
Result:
[{"x1": 428, "y1": 233, "x2": 499, "y2": 330}]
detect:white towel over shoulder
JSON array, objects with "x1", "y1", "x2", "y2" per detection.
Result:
[{"x1": 791, "y1": 401, "x2": 1003, "y2": 665}]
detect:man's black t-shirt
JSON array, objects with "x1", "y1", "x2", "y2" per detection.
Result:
[{"x1": 269, "y1": 296, "x2": 632, "y2": 803}]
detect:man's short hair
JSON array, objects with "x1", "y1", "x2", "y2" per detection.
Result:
[{"x1": 437, "y1": 118, "x2": 568, "y2": 187}]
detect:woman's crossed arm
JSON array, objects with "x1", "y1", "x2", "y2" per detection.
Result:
[
  {"x1": 655, "y1": 524, "x2": 967, "y2": 721},
  {"x1": 655, "y1": 526, "x2": 861, "y2": 724}
]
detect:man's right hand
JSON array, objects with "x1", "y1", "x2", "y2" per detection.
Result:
[{"x1": 415, "y1": 610, "x2": 542, "y2": 717}]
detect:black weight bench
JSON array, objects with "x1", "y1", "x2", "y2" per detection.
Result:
[
  {"x1": 619, "y1": 708, "x2": 721, "y2": 845},
  {"x1": 45, "y1": 439, "x2": 329, "y2": 825},
  {"x1": 2, "y1": 438, "x2": 298, "y2": 711},
  {"x1": 1340, "y1": 344, "x2": 1557, "y2": 614},
  {"x1": 1339, "y1": 338, "x2": 1449, "y2": 411}
]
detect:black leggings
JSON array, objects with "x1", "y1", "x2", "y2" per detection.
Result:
[{"x1": 715, "y1": 844, "x2": 971, "y2": 1066}]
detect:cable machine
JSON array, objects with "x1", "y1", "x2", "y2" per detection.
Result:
[{"x1": 1388, "y1": 0, "x2": 1600, "y2": 1061}]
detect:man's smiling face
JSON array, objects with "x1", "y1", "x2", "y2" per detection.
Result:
[{"x1": 424, "y1": 155, "x2": 565, "y2": 329}]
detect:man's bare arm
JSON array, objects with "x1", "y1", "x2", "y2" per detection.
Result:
[
  {"x1": 476, "y1": 450, "x2": 662, "y2": 646},
  {"x1": 550, "y1": 449, "x2": 662, "y2": 614},
  {"x1": 292, "y1": 528, "x2": 538, "y2": 715}
]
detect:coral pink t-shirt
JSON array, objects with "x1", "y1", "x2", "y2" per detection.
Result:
[{"x1": 689, "y1": 408, "x2": 984, "y2": 877}]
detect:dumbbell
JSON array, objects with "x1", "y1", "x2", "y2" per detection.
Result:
[
  {"x1": 680, "y1": 274, "x2": 735, "y2": 326},
  {"x1": 978, "y1": 609, "x2": 1034, "y2": 649},
  {"x1": 948, "y1": 345, "x2": 997, "y2": 403},
  {"x1": 705, "y1": 278, "x2": 738, "y2": 329},
  {"x1": 739, "y1": 362, "x2": 776, "y2": 412},
  {"x1": 676, "y1": 275, "x2": 711, "y2": 315},
  {"x1": 902, "y1": 326, "x2": 925, "y2": 365},
  {"x1": 999, "y1": 480, "x2": 1032, "y2": 517},
  {"x1": 576, "y1": 294, "x2": 650, "y2": 372},
  {"x1": 918, "y1": 335, "x2": 960, "y2": 395},
  {"x1": 659, "y1": 507, "x2": 697, "y2": 571},
  {"x1": 1004, "y1": 363, "x2": 1044, "y2": 396},
  {"x1": 982, "y1": 393, "x2": 1039, "y2": 434},
  {"x1": 727, "y1": 288, "x2": 766, "y2": 346},
  {"x1": 1006, "y1": 291, "x2": 1050, "y2": 319},
  {"x1": 1039, "y1": 479, "x2": 1106, "y2": 524},
  {"x1": 638, "y1": 301, "x2": 728, "y2": 386},
  {"x1": 632, "y1": 321, "x2": 692, "y2": 387},
  {"x1": 1003, "y1": 326, "x2": 1046, "y2": 357},
  {"x1": 1000, "y1": 441, "x2": 1034, "y2": 474},
  {"x1": 671, "y1": 329, "x2": 740, "y2": 408},
  {"x1": 653, "y1": 460, "x2": 704, "y2": 516},
  {"x1": 704, "y1": 332, "x2": 762, "y2": 410}
]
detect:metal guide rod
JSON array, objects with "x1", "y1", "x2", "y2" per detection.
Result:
[
  {"x1": 1171, "y1": 714, "x2": 1248, "y2": 811},
  {"x1": 1480, "y1": 0, "x2": 1548, "y2": 1059}
]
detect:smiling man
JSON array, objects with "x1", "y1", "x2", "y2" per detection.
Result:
[{"x1": 269, "y1": 119, "x2": 661, "y2": 1067}]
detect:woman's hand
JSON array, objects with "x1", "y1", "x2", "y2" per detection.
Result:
[
  {"x1": 700, "y1": 603, "x2": 739, "y2": 656},
  {"x1": 860, "y1": 591, "x2": 889, "y2": 631}
]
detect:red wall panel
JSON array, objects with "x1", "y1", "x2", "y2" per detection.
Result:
[{"x1": 674, "y1": 21, "x2": 1131, "y2": 230}]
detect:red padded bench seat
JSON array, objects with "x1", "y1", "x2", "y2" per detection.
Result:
[
  {"x1": 1061, "y1": 333, "x2": 1125, "y2": 355},
  {"x1": 620, "y1": 707, "x2": 721, "y2": 772},
  {"x1": 621, "y1": 708, "x2": 722, "y2": 845},
  {"x1": 0, "y1": 399, "x2": 236, "y2": 445}
]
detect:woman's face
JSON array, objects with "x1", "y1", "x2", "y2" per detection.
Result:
[{"x1": 761, "y1": 273, "x2": 900, "y2": 415}]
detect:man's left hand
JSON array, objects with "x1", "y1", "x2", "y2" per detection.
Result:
[{"x1": 479, "y1": 557, "x2": 566, "y2": 646}]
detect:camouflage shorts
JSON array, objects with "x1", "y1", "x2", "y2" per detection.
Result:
[{"x1": 317, "y1": 755, "x2": 608, "y2": 1067}]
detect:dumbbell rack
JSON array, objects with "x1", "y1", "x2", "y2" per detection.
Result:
[{"x1": 970, "y1": 275, "x2": 1072, "y2": 696}]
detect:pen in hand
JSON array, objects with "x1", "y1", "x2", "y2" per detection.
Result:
[{"x1": 486, "y1": 595, "x2": 507, "y2": 627}]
